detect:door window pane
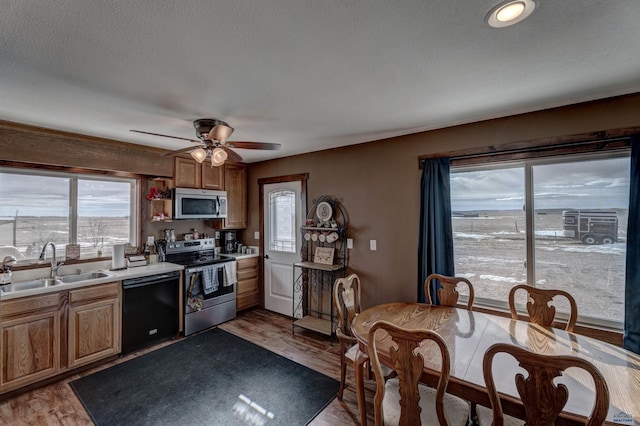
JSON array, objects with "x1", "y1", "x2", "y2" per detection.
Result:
[
  {"x1": 269, "y1": 190, "x2": 296, "y2": 253},
  {"x1": 451, "y1": 167, "x2": 526, "y2": 303},
  {"x1": 532, "y1": 158, "x2": 629, "y2": 322}
]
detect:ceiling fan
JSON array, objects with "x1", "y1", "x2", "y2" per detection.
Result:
[{"x1": 131, "y1": 118, "x2": 281, "y2": 166}]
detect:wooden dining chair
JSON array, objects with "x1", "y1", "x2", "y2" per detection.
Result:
[
  {"x1": 368, "y1": 320, "x2": 470, "y2": 426},
  {"x1": 424, "y1": 274, "x2": 475, "y2": 310},
  {"x1": 477, "y1": 343, "x2": 610, "y2": 426},
  {"x1": 334, "y1": 273, "x2": 380, "y2": 401},
  {"x1": 508, "y1": 284, "x2": 578, "y2": 332}
]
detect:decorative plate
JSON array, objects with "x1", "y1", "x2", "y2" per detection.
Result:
[
  {"x1": 304, "y1": 232, "x2": 311, "y2": 241},
  {"x1": 318, "y1": 233, "x2": 326, "y2": 242},
  {"x1": 316, "y1": 201, "x2": 333, "y2": 222},
  {"x1": 311, "y1": 232, "x2": 318, "y2": 241}
]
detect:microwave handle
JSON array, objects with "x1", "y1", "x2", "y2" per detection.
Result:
[{"x1": 215, "y1": 196, "x2": 221, "y2": 215}]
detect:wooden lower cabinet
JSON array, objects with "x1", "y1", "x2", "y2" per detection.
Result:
[
  {"x1": 0, "y1": 282, "x2": 122, "y2": 394},
  {"x1": 236, "y1": 257, "x2": 260, "y2": 311},
  {"x1": 0, "y1": 293, "x2": 61, "y2": 393},
  {"x1": 68, "y1": 282, "x2": 121, "y2": 368}
]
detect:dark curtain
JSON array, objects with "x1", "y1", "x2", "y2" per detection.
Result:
[
  {"x1": 417, "y1": 158, "x2": 455, "y2": 304},
  {"x1": 625, "y1": 136, "x2": 640, "y2": 354}
]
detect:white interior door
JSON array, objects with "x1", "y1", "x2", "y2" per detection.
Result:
[{"x1": 263, "y1": 181, "x2": 302, "y2": 316}]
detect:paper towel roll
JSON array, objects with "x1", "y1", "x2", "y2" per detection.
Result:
[{"x1": 112, "y1": 244, "x2": 126, "y2": 270}]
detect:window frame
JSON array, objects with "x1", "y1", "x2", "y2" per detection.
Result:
[
  {"x1": 451, "y1": 149, "x2": 631, "y2": 331},
  {"x1": 0, "y1": 164, "x2": 140, "y2": 264}
]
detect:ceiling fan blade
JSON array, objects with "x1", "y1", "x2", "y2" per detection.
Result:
[
  {"x1": 220, "y1": 145, "x2": 243, "y2": 163},
  {"x1": 160, "y1": 146, "x2": 201, "y2": 157},
  {"x1": 130, "y1": 129, "x2": 200, "y2": 144},
  {"x1": 224, "y1": 141, "x2": 281, "y2": 150}
]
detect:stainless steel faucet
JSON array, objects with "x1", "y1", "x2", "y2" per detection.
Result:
[{"x1": 40, "y1": 242, "x2": 63, "y2": 278}]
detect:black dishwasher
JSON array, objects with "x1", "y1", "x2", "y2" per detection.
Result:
[{"x1": 122, "y1": 271, "x2": 180, "y2": 354}]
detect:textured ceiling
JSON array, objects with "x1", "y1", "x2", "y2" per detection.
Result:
[{"x1": 1, "y1": 1, "x2": 639, "y2": 163}]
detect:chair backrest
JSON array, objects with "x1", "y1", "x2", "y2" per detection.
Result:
[
  {"x1": 368, "y1": 320, "x2": 452, "y2": 426},
  {"x1": 333, "y1": 274, "x2": 362, "y2": 340},
  {"x1": 508, "y1": 284, "x2": 578, "y2": 332},
  {"x1": 483, "y1": 343, "x2": 609, "y2": 426},
  {"x1": 424, "y1": 274, "x2": 475, "y2": 310}
]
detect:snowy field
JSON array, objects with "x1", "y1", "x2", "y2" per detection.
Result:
[
  {"x1": 452, "y1": 210, "x2": 628, "y2": 323},
  {"x1": 0, "y1": 216, "x2": 130, "y2": 261}
]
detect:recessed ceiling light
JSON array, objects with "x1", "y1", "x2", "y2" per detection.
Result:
[{"x1": 486, "y1": 0, "x2": 537, "y2": 28}]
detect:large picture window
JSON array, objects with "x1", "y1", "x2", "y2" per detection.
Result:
[
  {"x1": 450, "y1": 153, "x2": 630, "y2": 328},
  {"x1": 0, "y1": 167, "x2": 137, "y2": 263}
]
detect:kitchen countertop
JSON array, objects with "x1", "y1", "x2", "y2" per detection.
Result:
[
  {"x1": 0, "y1": 262, "x2": 184, "y2": 301},
  {"x1": 220, "y1": 252, "x2": 260, "y2": 260}
]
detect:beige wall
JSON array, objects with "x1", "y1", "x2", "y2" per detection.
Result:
[{"x1": 243, "y1": 93, "x2": 640, "y2": 309}]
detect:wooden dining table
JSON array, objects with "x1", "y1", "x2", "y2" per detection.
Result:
[{"x1": 351, "y1": 303, "x2": 640, "y2": 426}]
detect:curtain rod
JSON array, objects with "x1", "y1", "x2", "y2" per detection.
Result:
[{"x1": 418, "y1": 127, "x2": 640, "y2": 168}]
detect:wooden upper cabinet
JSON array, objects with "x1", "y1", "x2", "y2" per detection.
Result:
[
  {"x1": 174, "y1": 157, "x2": 202, "y2": 188},
  {"x1": 174, "y1": 157, "x2": 224, "y2": 190},
  {"x1": 223, "y1": 163, "x2": 247, "y2": 229},
  {"x1": 174, "y1": 157, "x2": 247, "y2": 229},
  {"x1": 202, "y1": 163, "x2": 224, "y2": 189}
]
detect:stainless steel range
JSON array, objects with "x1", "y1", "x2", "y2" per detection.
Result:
[{"x1": 165, "y1": 238, "x2": 236, "y2": 336}]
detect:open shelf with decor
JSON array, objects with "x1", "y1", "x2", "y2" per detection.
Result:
[
  {"x1": 148, "y1": 177, "x2": 173, "y2": 222},
  {"x1": 292, "y1": 195, "x2": 348, "y2": 341}
]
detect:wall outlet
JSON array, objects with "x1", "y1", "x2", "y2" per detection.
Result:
[
  {"x1": 370, "y1": 240, "x2": 377, "y2": 251},
  {"x1": 254, "y1": 231, "x2": 260, "y2": 240},
  {"x1": 347, "y1": 238, "x2": 353, "y2": 249},
  {"x1": 215, "y1": 231, "x2": 220, "y2": 239}
]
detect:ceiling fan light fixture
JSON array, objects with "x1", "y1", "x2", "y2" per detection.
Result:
[
  {"x1": 208, "y1": 124, "x2": 234, "y2": 142},
  {"x1": 190, "y1": 148, "x2": 207, "y2": 163},
  {"x1": 211, "y1": 147, "x2": 228, "y2": 167},
  {"x1": 486, "y1": 0, "x2": 537, "y2": 28}
]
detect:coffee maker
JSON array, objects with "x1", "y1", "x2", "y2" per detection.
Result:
[{"x1": 223, "y1": 231, "x2": 237, "y2": 254}]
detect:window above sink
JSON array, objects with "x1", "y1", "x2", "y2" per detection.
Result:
[{"x1": 0, "y1": 166, "x2": 138, "y2": 265}]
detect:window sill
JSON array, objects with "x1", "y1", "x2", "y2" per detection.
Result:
[{"x1": 9, "y1": 256, "x2": 113, "y2": 272}]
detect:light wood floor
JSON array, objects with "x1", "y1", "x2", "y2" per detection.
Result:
[{"x1": 0, "y1": 309, "x2": 376, "y2": 425}]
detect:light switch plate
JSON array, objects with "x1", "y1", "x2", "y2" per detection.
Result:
[
  {"x1": 254, "y1": 231, "x2": 260, "y2": 240},
  {"x1": 370, "y1": 240, "x2": 377, "y2": 251},
  {"x1": 347, "y1": 238, "x2": 353, "y2": 249}
]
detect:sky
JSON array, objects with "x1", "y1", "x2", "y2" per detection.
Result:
[
  {"x1": 0, "y1": 172, "x2": 131, "y2": 217},
  {"x1": 450, "y1": 157, "x2": 630, "y2": 212},
  {"x1": 0, "y1": 156, "x2": 631, "y2": 217}
]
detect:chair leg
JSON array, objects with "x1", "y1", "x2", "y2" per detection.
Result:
[{"x1": 338, "y1": 352, "x2": 347, "y2": 401}]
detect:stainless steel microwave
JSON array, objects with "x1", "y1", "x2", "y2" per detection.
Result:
[{"x1": 172, "y1": 188, "x2": 227, "y2": 220}]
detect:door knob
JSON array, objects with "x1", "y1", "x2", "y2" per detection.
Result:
[{"x1": 264, "y1": 254, "x2": 269, "y2": 259}]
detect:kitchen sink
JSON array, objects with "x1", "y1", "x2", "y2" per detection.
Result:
[
  {"x1": 60, "y1": 271, "x2": 114, "y2": 283},
  {"x1": 1, "y1": 278, "x2": 62, "y2": 293},
  {"x1": 1, "y1": 271, "x2": 115, "y2": 295}
]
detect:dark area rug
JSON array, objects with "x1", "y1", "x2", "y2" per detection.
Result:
[{"x1": 70, "y1": 328, "x2": 338, "y2": 426}]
